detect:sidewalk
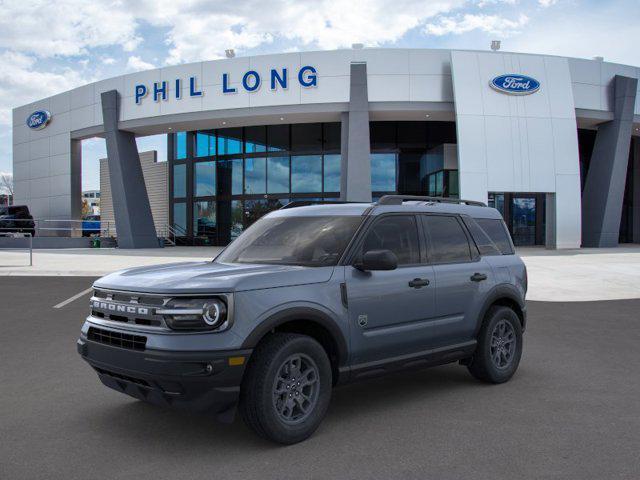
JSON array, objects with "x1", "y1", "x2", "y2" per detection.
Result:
[
  {"x1": 0, "y1": 246, "x2": 223, "y2": 276},
  {"x1": 1, "y1": 245, "x2": 640, "y2": 302}
]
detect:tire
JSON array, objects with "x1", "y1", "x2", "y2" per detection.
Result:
[
  {"x1": 239, "y1": 333, "x2": 332, "y2": 444},
  {"x1": 467, "y1": 306, "x2": 523, "y2": 384}
]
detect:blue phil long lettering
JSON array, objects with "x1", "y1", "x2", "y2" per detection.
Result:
[{"x1": 135, "y1": 66, "x2": 317, "y2": 104}]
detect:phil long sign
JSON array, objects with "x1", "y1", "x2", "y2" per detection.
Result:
[
  {"x1": 490, "y1": 74, "x2": 540, "y2": 95},
  {"x1": 135, "y1": 65, "x2": 318, "y2": 105}
]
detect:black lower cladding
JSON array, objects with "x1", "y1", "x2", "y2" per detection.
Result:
[{"x1": 77, "y1": 334, "x2": 251, "y2": 418}]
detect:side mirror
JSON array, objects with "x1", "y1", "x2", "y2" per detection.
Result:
[{"x1": 354, "y1": 249, "x2": 398, "y2": 271}]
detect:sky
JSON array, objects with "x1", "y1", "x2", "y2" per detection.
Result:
[{"x1": 1, "y1": 0, "x2": 639, "y2": 192}]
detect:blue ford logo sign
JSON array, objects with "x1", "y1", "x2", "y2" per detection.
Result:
[
  {"x1": 490, "y1": 74, "x2": 540, "y2": 95},
  {"x1": 26, "y1": 110, "x2": 52, "y2": 130}
]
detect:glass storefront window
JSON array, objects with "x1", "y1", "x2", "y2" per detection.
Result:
[
  {"x1": 447, "y1": 170, "x2": 459, "y2": 197},
  {"x1": 267, "y1": 157, "x2": 290, "y2": 194},
  {"x1": 173, "y1": 202, "x2": 187, "y2": 234},
  {"x1": 291, "y1": 155, "x2": 322, "y2": 193},
  {"x1": 195, "y1": 131, "x2": 215, "y2": 157},
  {"x1": 218, "y1": 159, "x2": 243, "y2": 196},
  {"x1": 194, "y1": 201, "x2": 216, "y2": 237},
  {"x1": 231, "y1": 200, "x2": 244, "y2": 240},
  {"x1": 268, "y1": 124, "x2": 289, "y2": 152},
  {"x1": 175, "y1": 132, "x2": 187, "y2": 160},
  {"x1": 173, "y1": 163, "x2": 186, "y2": 198},
  {"x1": 244, "y1": 157, "x2": 266, "y2": 194},
  {"x1": 323, "y1": 123, "x2": 341, "y2": 151},
  {"x1": 370, "y1": 122, "x2": 396, "y2": 150},
  {"x1": 292, "y1": 123, "x2": 322, "y2": 152},
  {"x1": 371, "y1": 153, "x2": 397, "y2": 192},
  {"x1": 194, "y1": 161, "x2": 216, "y2": 197},
  {"x1": 245, "y1": 126, "x2": 267, "y2": 153},
  {"x1": 323, "y1": 154, "x2": 341, "y2": 193},
  {"x1": 218, "y1": 128, "x2": 242, "y2": 155}
]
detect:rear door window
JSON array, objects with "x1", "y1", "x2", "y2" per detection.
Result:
[
  {"x1": 422, "y1": 215, "x2": 472, "y2": 264},
  {"x1": 475, "y1": 218, "x2": 514, "y2": 254}
]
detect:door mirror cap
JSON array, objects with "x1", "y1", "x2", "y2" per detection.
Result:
[{"x1": 355, "y1": 249, "x2": 398, "y2": 271}]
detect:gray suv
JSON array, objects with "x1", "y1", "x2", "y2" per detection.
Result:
[{"x1": 78, "y1": 195, "x2": 527, "y2": 444}]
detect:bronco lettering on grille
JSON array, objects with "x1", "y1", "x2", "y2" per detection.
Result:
[{"x1": 91, "y1": 300, "x2": 149, "y2": 316}]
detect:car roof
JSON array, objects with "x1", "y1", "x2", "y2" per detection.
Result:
[{"x1": 267, "y1": 199, "x2": 504, "y2": 220}]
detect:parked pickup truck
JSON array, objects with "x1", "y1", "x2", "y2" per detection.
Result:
[{"x1": 77, "y1": 195, "x2": 527, "y2": 444}]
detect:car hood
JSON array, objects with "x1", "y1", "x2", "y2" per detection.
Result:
[{"x1": 93, "y1": 261, "x2": 335, "y2": 294}]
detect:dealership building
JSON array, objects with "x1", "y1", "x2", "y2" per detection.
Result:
[{"x1": 11, "y1": 48, "x2": 640, "y2": 248}]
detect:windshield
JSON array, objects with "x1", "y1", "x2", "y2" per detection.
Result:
[{"x1": 216, "y1": 215, "x2": 363, "y2": 267}]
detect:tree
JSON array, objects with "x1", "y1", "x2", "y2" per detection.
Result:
[
  {"x1": 81, "y1": 199, "x2": 91, "y2": 217},
  {"x1": 0, "y1": 172, "x2": 13, "y2": 195}
]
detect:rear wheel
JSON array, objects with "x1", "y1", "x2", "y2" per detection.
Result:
[
  {"x1": 239, "y1": 333, "x2": 332, "y2": 444},
  {"x1": 467, "y1": 306, "x2": 523, "y2": 383}
]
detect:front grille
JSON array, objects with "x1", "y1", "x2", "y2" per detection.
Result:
[
  {"x1": 90, "y1": 289, "x2": 167, "y2": 329},
  {"x1": 88, "y1": 327, "x2": 147, "y2": 351},
  {"x1": 94, "y1": 289, "x2": 165, "y2": 306}
]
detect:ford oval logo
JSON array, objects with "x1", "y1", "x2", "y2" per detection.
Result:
[
  {"x1": 26, "y1": 110, "x2": 52, "y2": 130},
  {"x1": 490, "y1": 74, "x2": 540, "y2": 95}
]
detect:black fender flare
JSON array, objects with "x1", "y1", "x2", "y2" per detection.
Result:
[
  {"x1": 241, "y1": 306, "x2": 349, "y2": 367},
  {"x1": 474, "y1": 284, "x2": 527, "y2": 335}
]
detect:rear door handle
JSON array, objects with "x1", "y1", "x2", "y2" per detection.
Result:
[
  {"x1": 409, "y1": 278, "x2": 430, "y2": 288},
  {"x1": 470, "y1": 272, "x2": 488, "y2": 282}
]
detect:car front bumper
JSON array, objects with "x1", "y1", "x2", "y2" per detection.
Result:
[{"x1": 77, "y1": 334, "x2": 252, "y2": 422}]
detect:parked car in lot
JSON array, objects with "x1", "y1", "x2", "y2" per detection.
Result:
[
  {"x1": 82, "y1": 215, "x2": 101, "y2": 237},
  {"x1": 77, "y1": 195, "x2": 527, "y2": 444},
  {"x1": 0, "y1": 205, "x2": 35, "y2": 236}
]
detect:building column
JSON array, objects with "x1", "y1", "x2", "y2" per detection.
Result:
[
  {"x1": 633, "y1": 137, "x2": 640, "y2": 243},
  {"x1": 545, "y1": 193, "x2": 557, "y2": 249},
  {"x1": 101, "y1": 90, "x2": 159, "y2": 248},
  {"x1": 340, "y1": 62, "x2": 372, "y2": 202},
  {"x1": 582, "y1": 75, "x2": 638, "y2": 247}
]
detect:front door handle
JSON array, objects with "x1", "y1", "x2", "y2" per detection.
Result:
[
  {"x1": 409, "y1": 278, "x2": 430, "y2": 288},
  {"x1": 470, "y1": 272, "x2": 488, "y2": 282}
]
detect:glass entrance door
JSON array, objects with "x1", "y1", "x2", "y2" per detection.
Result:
[
  {"x1": 488, "y1": 192, "x2": 546, "y2": 246},
  {"x1": 511, "y1": 196, "x2": 537, "y2": 246}
]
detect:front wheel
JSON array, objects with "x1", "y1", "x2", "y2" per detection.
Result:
[
  {"x1": 467, "y1": 306, "x2": 523, "y2": 384},
  {"x1": 239, "y1": 333, "x2": 332, "y2": 444}
]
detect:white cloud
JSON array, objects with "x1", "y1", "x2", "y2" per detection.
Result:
[
  {"x1": 131, "y1": 0, "x2": 469, "y2": 64},
  {"x1": 126, "y1": 55, "x2": 155, "y2": 72},
  {"x1": 538, "y1": 0, "x2": 558, "y2": 6},
  {"x1": 509, "y1": 9, "x2": 640, "y2": 66},
  {"x1": 0, "y1": 0, "x2": 141, "y2": 57},
  {"x1": 425, "y1": 13, "x2": 529, "y2": 36},
  {"x1": 0, "y1": 51, "x2": 85, "y2": 124}
]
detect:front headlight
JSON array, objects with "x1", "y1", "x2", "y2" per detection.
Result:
[{"x1": 158, "y1": 297, "x2": 229, "y2": 331}]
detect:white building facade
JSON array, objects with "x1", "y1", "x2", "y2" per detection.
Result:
[{"x1": 11, "y1": 48, "x2": 640, "y2": 248}]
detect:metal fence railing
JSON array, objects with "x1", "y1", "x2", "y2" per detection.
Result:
[
  {"x1": 0, "y1": 218, "x2": 113, "y2": 237},
  {"x1": 0, "y1": 232, "x2": 33, "y2": 266}
]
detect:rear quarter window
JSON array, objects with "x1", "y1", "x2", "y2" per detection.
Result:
[
  {"x1": 462, "y1": 217, "x2": 501, "y2": 256},
  {"x1": 475, "y1": 218, "x2": 514, "y2": 255}
]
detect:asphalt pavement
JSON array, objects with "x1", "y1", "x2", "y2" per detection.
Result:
[{"x1": 1, "y1": 277, "x2": 639, "y2": 480}]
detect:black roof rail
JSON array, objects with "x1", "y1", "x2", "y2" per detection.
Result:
[
  {"x1": 376, "y1": 195, "x2": 487, "y2": 207},
  {"x1": 279, "y1": 200, "x2": 367, "y2": 210}
]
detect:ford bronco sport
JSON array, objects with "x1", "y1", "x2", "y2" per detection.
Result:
[{"x1": 78, "y1": 195, "x2": 527, "y2": 444}]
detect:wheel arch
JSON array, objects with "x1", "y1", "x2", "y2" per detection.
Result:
[
  {"x1": 241, "y1": 307, "x2": 349, "y2": 385},
  {"x1": 475, "y1": 284, "x2": 526, "y2": 335}
]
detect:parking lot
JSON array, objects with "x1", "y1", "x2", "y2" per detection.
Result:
[{"x1": 1, "y1": 276, "x2": 639, "y2": 480}]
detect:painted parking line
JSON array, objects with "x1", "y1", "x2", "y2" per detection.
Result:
[{"x1": 53, "y1": 287, "x2": 93, "y2": 309}]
